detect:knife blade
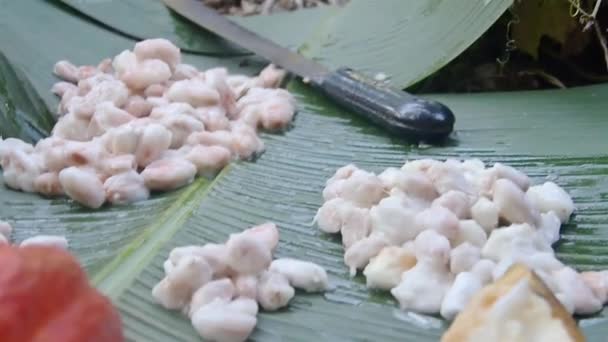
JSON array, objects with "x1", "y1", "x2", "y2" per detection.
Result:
[{"x1": 163, "y1": 0, "x2": 455, "y2": 141}]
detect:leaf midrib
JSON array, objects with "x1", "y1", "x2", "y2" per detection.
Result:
[{"x1": 92, "y1": 165, "x2": 233, "y2": 299}]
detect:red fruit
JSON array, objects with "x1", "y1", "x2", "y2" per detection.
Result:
[{"x1": 0, "y1": 245, "x2": 124, "y2": 342}]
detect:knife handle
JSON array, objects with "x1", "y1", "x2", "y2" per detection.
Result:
[{"x1": 316, "y1": 67, "x2": 455, "y2": 141}]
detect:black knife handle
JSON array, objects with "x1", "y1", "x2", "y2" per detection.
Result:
[{"x1": 316, "y1": 67, "x2": 455, "y2": 141}]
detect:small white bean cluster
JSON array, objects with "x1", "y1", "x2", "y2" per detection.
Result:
[
  {"x1": 0, "y1": 220, "x2": 68, "y2": 249},
  {"x1": 315, "y1": 158, "x2": 608, "y2": 319},
  {"x1": 0, "y1": 38, "x2": 296, "y2": 208},
  {"x1": 152, "y1": 222, "x2": 328, "y2": 342}
]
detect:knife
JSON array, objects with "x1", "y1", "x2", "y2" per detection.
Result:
[{"x1": 163, "y1": 0, "x2": 455, "y2": 141}]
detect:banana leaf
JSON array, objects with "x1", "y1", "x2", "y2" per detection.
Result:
[
  {"x1": 60, "y1": 0, "x2": 513, "y2": 88},
  {"x1": 1, "y1": 1, "x2": 608, "y2": 341},
  {"x1": 60, "y1": 0, "x2": 325, "y2": 54}
]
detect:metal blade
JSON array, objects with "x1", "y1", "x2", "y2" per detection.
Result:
[{"x1": 163, "y1": 0, "x2": 329, "y2": 82}]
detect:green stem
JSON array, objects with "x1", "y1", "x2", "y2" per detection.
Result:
[{"x1": 92, "y1": 165, "x2": 233, "y2": 299}]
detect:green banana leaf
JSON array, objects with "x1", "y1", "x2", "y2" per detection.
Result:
[
  {"x1": 1, "y1": 1, "x2": 608, "y2": 341},
  {"x1": 60, "y1": 0, "x2": 325, "y2": 54},
  {"x1": 60, "y1": 0, "x2": 513, "y2": 88}
]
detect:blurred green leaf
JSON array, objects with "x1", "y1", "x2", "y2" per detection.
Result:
[
  {"x1": 0, "y1": 52, "x2": 54, "y2": 142},
  {"x1": 61, "y1": 0, "x2": 512, "y2": 88},
  {"x1": 512, "y1": 0, "x2": 583, "y2": 59}
]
